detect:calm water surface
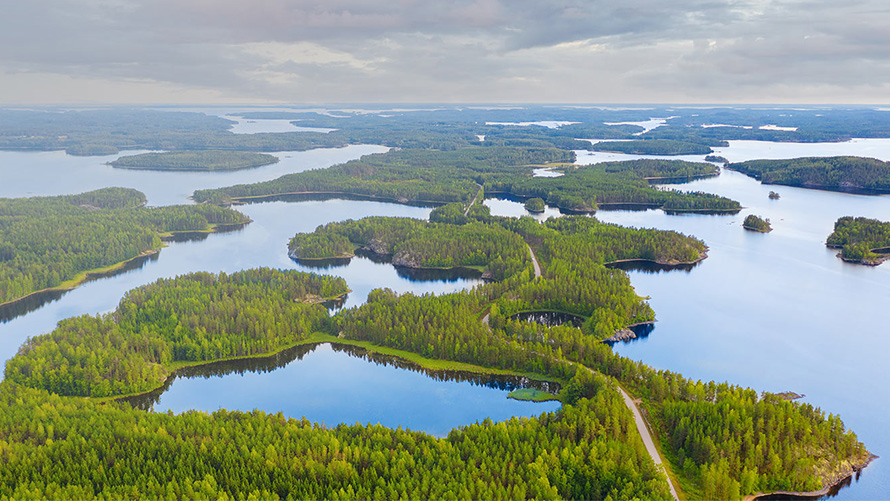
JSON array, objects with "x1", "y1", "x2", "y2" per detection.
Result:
[
  {"x1": 126, "y1": 343, "x2": 560, "y2": 437},
  {"x1": 0, "y1": 145, "x2": 386, "y2": 206}
]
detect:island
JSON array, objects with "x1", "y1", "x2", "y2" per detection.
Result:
[
  {"x1": 524, "y1": 197, "x2": 546, "y2": 213},
  {"x1": 826, "y1": 216, "x2": 890, "y2": 265},
  {"x1": 590, "y1": 139, "x2": 714, "y2": 155},
  {"x1": 705, "y1": 154, "x2": 729, "y2": 164},
  {"x1": 769, "y1": 190, "x2": 781, "y2": 199},
  {"x1": 743, "y1": 214, "x2": 773, "y2": 233},
  {"x1": 0, "y1": 187, "x2": 250, "y2": 306},
  {"x1": 727, "y1": 156, "x2": 890, "y2": 194},
  {"x1": 110, "y1": 150, "x2": 279, "y2": 171}
]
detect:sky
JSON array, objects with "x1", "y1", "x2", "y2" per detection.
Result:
[{"x1": 1, "y1": 0, "x2": 888, "y2": 105}]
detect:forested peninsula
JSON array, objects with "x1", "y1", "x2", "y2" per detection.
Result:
[
  {"x1": 826, "y1": 216, "x2": 890, "y2": 265},
  {"x1": 194, "y1": 147, "x2": 741, "y2": 214},
  {"x1": 727, "y1": 156, "x2": 890, "y2": 194},
  {"x1": 0, "y1": 188, "x2": 249, "y2": 305},
  {"x1": 110, "y1": 150, "x2": 279, "y2": 171}
]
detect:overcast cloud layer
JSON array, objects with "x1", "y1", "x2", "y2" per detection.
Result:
[{"x1": 1, "y1": 0, "x2": 888, "y2": 104}]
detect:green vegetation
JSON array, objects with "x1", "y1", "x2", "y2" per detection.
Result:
[
  {"x1": 65, "y1": 144, "x2": 120, "y2": 156},
  {"x1": 196, "y1": 148, "x2": 741, "y2": 215},
  {"x1": 507, "y1": 387, "x2": 559, "y2": 402},
  {"x1": 743, "y1": 215, "x2": 772, "y2": 233},
  {"x1": 728, "y1": 156, "x2": 890, "y2": 194},
  {"x1": 705, "y1": 155, "x2": 729, "y2": 164},
  {"x1": 591, "y1": 139, "x2": 713, "y2": 155},
  {"x1": 289, "y1": 217, "x2": 531, "y2": 280},
  {"x1": 826, "y1": 216, "x2": 890, "y2": 265},
  {"x1": 3, "y1": 253, "x2": 868, "y2": 498},
  {"x1": 5, "y1": 269, "x2": 348, "y2": 397},
  {"x1": 496, "y1": 159, "x2": 739, "y2": 213},
  {"x1": 194, "y1": 147, "x2": 572, "y2": 205},
  {"x1": 111, "y1": 150, "x2": 279, "y2": 171},
  {"x1": 769, "y1": 191, "x2": 781, "y2": 200},
  {"x1": 0, "y1": 382, "x2": 670, "y2": 500},
  {"x1": 524, "y1": 197, "x2": 545, "y2": 212},
  {"x1": 0, "y1": 188, "x2": 249, "y2": 304}
]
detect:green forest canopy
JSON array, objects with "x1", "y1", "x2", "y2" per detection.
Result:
[
  {"x1": 110, "y1": 151, "x2": 279, "y2": 171},
  {"x1": 727, "y1": 156, "x2": 890, "y2": 193},
  {"x1": 0, "y1": 188, "x2": 249, "y2": 304},
  {"x1": 826, "y1": 216, "x2": 890, "y2": 264}
]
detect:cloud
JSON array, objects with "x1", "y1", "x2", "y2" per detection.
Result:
[{"x1": 0, "y1": 0, "x2": 888, "y2": 103}]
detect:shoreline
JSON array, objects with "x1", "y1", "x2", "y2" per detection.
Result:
[
  {"x1": 227, "y1": 190, "x2": 459, "y2": 208},
  {"x1": 744, "y1": 454, "x2": 877, "y2": 501},
  {"x1": 0, "y1": 247, "x2": 162, "y2": 310},
  {"x1": 0, "y1": 221, "x2": 250, "y2": 315}
]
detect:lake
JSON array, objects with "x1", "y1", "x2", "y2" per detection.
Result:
[
  {"x1": 123, "y1": 342, "x2": 560, "y2": 438},
  {"x1": 0, "y1": 145, "x2": 387, "y2": 206}
]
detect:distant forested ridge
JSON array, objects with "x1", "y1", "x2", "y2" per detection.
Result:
[
  {"x1": 590, "y1": 139, "x2": 715, "y2": 155},
  {"x1": 0, "y1": 188, "x2": 249, "y2": 304},
  {"x1": 195, "y1": 147, "x2": 740, "y2": 214},
  {"x1": 727, "y1": 157, "x2": 890, "y2": 194},
  {"x1": 826, "y1": 216, "x2": 890, "y2": 265},
  {"x1": 5, "y1": 107, "x2": 890, "y2": 158},
  {"x1": 5, "y1": 269, "x2": 348, "y2": 397},
  {"x1": 111, "y1": 150, "x2": 279, "y2": 171}
]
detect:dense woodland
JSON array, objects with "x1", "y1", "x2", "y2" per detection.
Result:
[
  {"x1": 194, "y1": 147, "x2": 571, "y2": 205},
  {"x1": 0, "y1": 382, "x2": 671, "y2": 500},
  {"x1": 743, "y1": 215, "x2": 772, "y2": 233},
  {"x1": 5, "y1": 269, "x2": 348, "y2": 397},
  {"x1": 0, "y1": 188, "x2": 249, "y2": 304},
  {"x1": 727, "y1": 156, "x2": 890, "y2": 193},
  {"x1": 289, "y1": 217, "x2": 532, "y2": 281},
  {"x1": 826, "y1": 216, "x2": 890, "y2": 264},
  {"x1": 590, "y1": 139, "x2": 714, "y2": 155},
  {"x1": 111, "y1": 151, "x2": 279, "y2": 171},
  {"x1": 494, "y1": 159, "x2": 739, "y2": 213},
  {"x1": 196, "y1": 147, "x2": 741, "y2": 215}
]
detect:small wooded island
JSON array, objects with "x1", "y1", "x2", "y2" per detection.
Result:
[
  {"x1": 743, "y1": 214, "x2": 773, "y2": 233},
  {"x1": 110, "y1": 150, "x2": 279, "y2": 171},
  {"x1": 826, "y1": 216, "x2": 890, "y2": 265},
  {"x1": 523, "y1": 197, "x2": 546, "y2": 213}
]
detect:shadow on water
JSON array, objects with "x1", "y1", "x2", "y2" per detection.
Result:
[
  {"x1": 604, "y1": 323, "x2": 657, "y2": 345},
  {"x1": 605, "y1": 259, "x2": 702, "y2": 273},
  {"x1": 292, "y1": 250, "x2": 485, "y2": 282},
  {"x1": 757, "y1": 469, "x2": 861, "y2": 500},
  {"x1": 120, "y1": 342, "x2": 561, "y2": 411}
]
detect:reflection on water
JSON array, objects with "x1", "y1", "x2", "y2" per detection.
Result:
[
  {"x1": 0, "y1": 252, "x2": 160, "y2": 324},
  {"x1": 605, "y1": 259, "x2": 702, "y2": 273},
  {"x1": 122, "y1": 343, "x2": 561, "y2": 437},
  {"x1": 511, "y1": 310, "x2": 585, "y2": 328}
]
